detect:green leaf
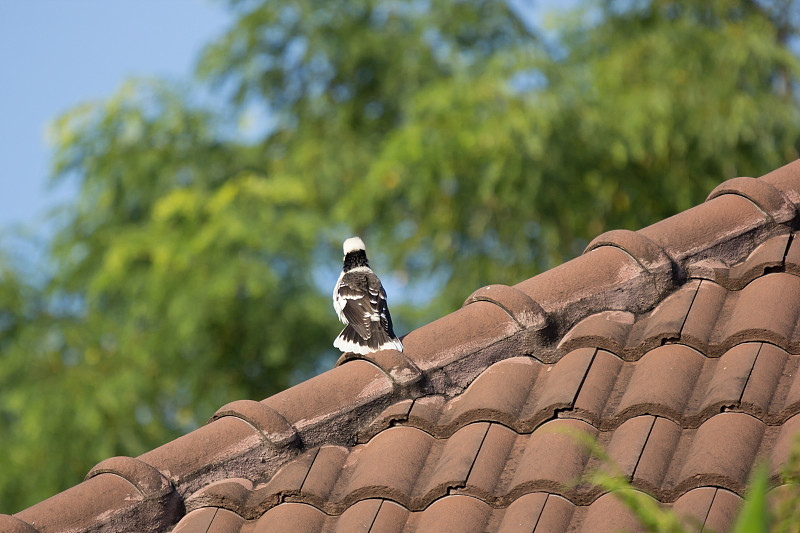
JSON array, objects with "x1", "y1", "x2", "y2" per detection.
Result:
[{"x1": 732, "y1": 464, "x2": 772, "y2": 533}]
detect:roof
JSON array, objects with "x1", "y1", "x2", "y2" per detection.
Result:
[{"x1": 5, "y1": 160, "x2": 800, "y2": 532}]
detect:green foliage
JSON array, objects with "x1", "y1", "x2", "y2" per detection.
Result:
[
  {"x1": 566, "y1": 426, "x2": 689, "y2": 532},
  {"x1": 574, "y1": 424, "x2": 800, "y2": 533},
  {"x1": 732, "y1": 465, "x2": 771, "y2": 533},
  {"x1": 773, "y1": 431, "x2": 800, "y2": 533},
  {"x1": 2, "y1": 0, "x2": 800, "y2": 513},
  {"x1": 47, "y1": 81, "x2": 331, "y2": 412}
]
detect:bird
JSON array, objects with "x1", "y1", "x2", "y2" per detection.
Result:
[{"x1": 333, "y1": 236, "x2": 403, "y2": 354}]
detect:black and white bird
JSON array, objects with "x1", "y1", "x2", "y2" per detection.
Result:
[{"x1": 333, "y1": 237, "x2": 403, "y2": 354}]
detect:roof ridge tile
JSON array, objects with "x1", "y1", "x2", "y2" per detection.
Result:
[
  {"x1": 13, "y1": 472, "x2": 168, "y2": 533},
  {"x1": 85, "y1": 455, "x2": 174, "y2": 498},
  {"x1": 260, "y1": 359, "x2": 394, "y2": 448},
  {"x1": 462, "y1": 284, "x2": 548, "y2": 331},
  {"x1": 707, "y1": 176, "x2": 796, "y2": 223},
  {"x1": 514, "y1": 246, "x2": 661, "y2": 360},
  {"x1": 402, "y1": 300, "x2": 525, "y2": 390},
  {"x1": 335, "y1": 348, "x2": 424, "y2": 390},
  {"x1": 0, "y1": 515, "x2": 38, "y2": 533},
  {"x1": 208, "y1": 399, "x2": 299, "y2": 449},
  {"x1": 135, "y1": 414, "x2": 292, "y2": 497},
  {"x1": 584, "y1": 228, "x2": 680, "y2": 294}
]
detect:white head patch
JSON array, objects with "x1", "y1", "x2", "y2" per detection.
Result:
[{"x1": 343, "y1": 236, "x2": 366, "y2": 255}]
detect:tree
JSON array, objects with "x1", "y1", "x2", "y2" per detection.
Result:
[
  {"x1": 355, "y1": 0, "x2": 800, "y2": 293},
  {"x1": 1, "y1": 0, "x2": 798, "y2": 513}
]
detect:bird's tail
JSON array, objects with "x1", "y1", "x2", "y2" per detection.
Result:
[{"x1": 334, "y1": 325, "x2": 403, "y2": 355}]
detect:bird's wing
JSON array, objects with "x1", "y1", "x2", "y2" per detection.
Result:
[
  {"x1": 337, "y1": 271, "x2": 379, "y2": 340},
  {"x1": 333, "y1": 271, "x2": 347, "y2": 323},
  {"x1": 371, "y1": 277, "x2": 396, "y2": 337}
]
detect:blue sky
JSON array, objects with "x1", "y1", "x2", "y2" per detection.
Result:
[
  {"x1": 0, "y1": 1, "x2": 232, "y2": 233},
  {"x1": 0, "y1": 1, "x2": 574, "y2": 242}
]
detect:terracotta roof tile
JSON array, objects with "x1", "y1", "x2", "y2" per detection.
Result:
[
  {"x1": 780, "y1": 362, "x2": 800, "y2": 415},
  {"x1": 768, "y1": 413, "x2": 800, "y2": 475},
  {"x1": 365, "y1": 499, "x2": 410, "y2": 533},
  {"x1": 631, "y1": 416, "x2": 682, "y2": 491},
  {"x1": 13, "y1": 473, "x2": 158, "y2": 532},
  {"x1": 332, "y1": 498, "x2": 385, "y2": 532},
  {"x1": 578, "y1": 491, "x2": 649, "y2": 532},
  {"x1": 698, "y1": 488, "x2": 742, "y2": 533},
  {"x1": 340, "y1": 428, "x2": 431, "y2": 505},
  {"x1": 559, "y1": 310, "x2": 635, "y2": 354},
  {"x1": 723, "y1": 233, "x2": 790, "y2": 289},
  {"x1": 197, "y1": 508, "x2": 245, "y2": 533},
  {"x1": 640, "y1": 193, "x2": 768, "y2": 263},
  {"x1": 671, "y1": 487, "x2": 743, "y2": 532},
  {"x1": 405, "y1": 395, "x2": 446, "y2": 432},
  {"x1": 10, "y1": 160, "x2": 800, "y2": 532},
  {"x1": 744, "y1": 343, "x2": 790, "y2": 416},
  {"x1": 722, "y1": 273, "x2": 800, "y2": 348},
  {"x1": 300, "y1": 445, "x2": 350, "y2": 507},
  {"x1": 497, "y1": 492, "x2": 574, "y2": 532},
  {"x1": 410, "y1": 495, "x2": 491, "y2": 532},
  {"x1": 615, "y1": 345, "x2": 704, "y2": 419},
  {"x1": 416, "y1": 421, "x2": 488, "y2": 499},
  {"x1": 700, "y1": 343, "x2": 760, "y2": 411},
  {"x1": 604, "y1": 415, "x2": 658, "y2": 477},
  {"x1": 262, "y1": 359, "x2": 393, "y2": 444},
  {"x1": 463, "y1": 423, "x2": 517, "y2": 500},
  {"x1": 676, "y1": 412, "x2": 764, "y2": 493},
  {"x1": 529, "y1": 346, "x2": 595, "y2": 415},
  {"x1": 573, "y1": 349, "x2": 623, "y2": 419},
  {"x1": 137, "y1": 415, "x2": 270, "y2": 496},
  {"x1": 251, "y1": 502, "x2": 325, "y2": 532},
  {"x1": 784, "y1": 234, "x2": 800, "y2": 274},
  {"x1": 171, "y1": 507, "x2": 217, "y2": 533},
  {"x1": 494, "y1": 491, "x2": 548, "y2": 532},
  {"x1": 438, "y1": 357, "x2": 539, "y2": 429},
  {"x1": 0, "y1": 515, "x2": 38, "y2": 533},
  {"x1": 259, "y1": 445, "x2": 316, "y2": 500},
  {"x1": 706, "y1": 176, "x2": 796, "y2": 223},
  {"x1": 679, "y1": 279, "x2": 728, "y2": 351},
  {"x1": 402, "y1": 300, "x2": 520, "y2": 379}
]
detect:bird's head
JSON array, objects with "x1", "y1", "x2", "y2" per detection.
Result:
[
  {"x1": 343, "y1": 236, "x2": 366, "y2": 255},
  {"x1": 342, "y1": 236, "x2": 369, "y2": 270}
]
